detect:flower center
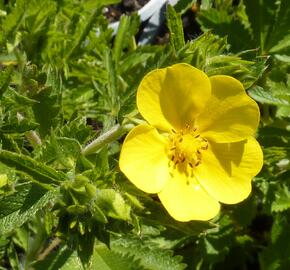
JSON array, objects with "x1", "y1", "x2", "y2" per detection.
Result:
[{"x1": 169, "y1": 125, "x2": 208, "y2": 169}]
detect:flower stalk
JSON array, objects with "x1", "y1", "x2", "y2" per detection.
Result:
[{"x1": 82, "y1": 123, "x2": 133, "y2": 156}]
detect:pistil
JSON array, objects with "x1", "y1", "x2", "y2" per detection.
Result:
[{"x1": 168, "y1": 125, "x2": 208, "y2": 170}]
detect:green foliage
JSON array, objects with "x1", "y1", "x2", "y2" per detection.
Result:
[
  {"x1": 260, "y1": 215, "x2": 290, "y2": 270},
  {"x1": 111, "y1": 235, "x2": 187, "y2": 270},
  {"x1": 0, "y1": 0, "x2": 289, "y2": 269},
  {"x1": 166, "y1": 5, "x2": 185, "y2": 54},
  {"x1": 0, "y1": 183, "x2": 55, "y2": 234}
]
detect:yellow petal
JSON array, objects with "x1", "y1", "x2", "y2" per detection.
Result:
[
  {"x1": 119, "y1": 124, "x2": 170, "y2": 193},
  {"x1": 158, "y1": 172, "x2": 220, "y2": 221},
  {"x1": 195, "y1": 75, "x2": 260, "y2": 143},
  {"x1": 195, "y1": 137, "x2": 263, "y2": 204},
  {"x1": 137, "y1": 63, "x2": 211, "y2": 131}
]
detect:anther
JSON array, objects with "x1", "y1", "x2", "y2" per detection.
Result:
[
  {"x1": 170, "y1": 146, "x2": 176, "y2": 151},
  {"x1": 195, "y1": 160, "x2": 201, "y2": 166},
  {"x1": 201, "y1": 144, "x2": 208, "y2": 150},
  {"x1": 179, "y1": 137, "x2": 183, "y2": 142},
  {"x1": 194, "y1": 134, "x2": 200, "y2": 138},
  {"x1": 189, "y1": 162, "x2": 193, "y2": 168},
  {"x1": 171, "y1": 129, "x2": 176, "y2": 134},
  {"x1": 175, "y1": 160, "x2": 179, "y2": 165},
  {"x1": 193, "y1": 127, "x2": 197, "y2": 132},
  {"x1": 197, "y1": 150, "x2": 201, "y2": 154},
  {"x1": 181, "y1": 157, "x2": 185, "y2": 163},
  {"x1": 171, "y1": 155, "x2": 175, "y2": 161}
]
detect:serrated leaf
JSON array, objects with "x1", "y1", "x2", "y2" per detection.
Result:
[
  {"x1": 197, "y1": 8, "x2": 254, "y2": 52},
  {"x1": 111, "y1": 236, "x2": 187, "y2": 270},
  {"x1": 271, "y1": 184, "x2": 290, "y2": 212},
  {"x1": 1, "y1": 118, "x2": 39, "y2": 134},
  {"x1": 243, "y1": 0, "x2": 277, "y2": 52},
  {"x1": 248, "y1": 86, "x2": 290, "y2": 106},
  {"x1": 166, "y1": 5, "x2": 185, "y2": 53},
  {"x1": 33, "y1": 246, "x2": 82, "y2": 270},
  {"x1": 0, "y1": 183, "x2": 56, "y2": 234},
  {"x1": 91, "y1": 243, "x2": 145, "y2": 270},
  {"x1": 260, "y1": 215, "x2": 290, "y2": 270},
  {"x1": 267, "y1": 0, "x2": 290, "y2": 53},
  {"x1": 39, "y1": 135, "x2": 81, "y2": 169},
  {"x1": 0, "y1": 65, "x2": 13, "y2": 97},
  {"x1": 32, "y1": 87, "x2": 61, "y2": 137},
  {"x1": 65, "y1": 8, "x2": 101, "y2": 61},
  {"x1": 174, "y1": 0, "x2": 197, "y2": 15},
  {"x1": 0, "y1": 150, "x2": 66, "y2": 185},
  {"x1": 113, "y1": 14, "x2": 140, "y2": 63}
]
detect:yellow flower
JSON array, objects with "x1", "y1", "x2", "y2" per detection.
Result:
[{"x1": 119, "y1": 63, "x2": 263, "y2": 222}]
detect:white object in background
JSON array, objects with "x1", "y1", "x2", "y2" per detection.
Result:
[{"x1": 109, "y1": 0, "x2": 180, "y2": 38}]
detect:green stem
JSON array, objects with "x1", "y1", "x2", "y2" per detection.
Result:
[{"x1": 81, "y1": 124, "x2": 133, "y2": 156}]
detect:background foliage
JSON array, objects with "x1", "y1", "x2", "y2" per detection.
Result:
[{"x1": 0, "y1": 0, "x2": 289, "y2": 269}]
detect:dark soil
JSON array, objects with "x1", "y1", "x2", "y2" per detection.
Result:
[{"x1": 104, "y1": 0, "x2": 150, "y2": 22}]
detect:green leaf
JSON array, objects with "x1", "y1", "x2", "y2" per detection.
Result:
[
  {"x1": 248, "y1": 86, "x2": 290, "y2": 106},
  {"x1": 166, "y1": 5, "x2": 185, "y2": 53},
  {"x1": 271, "y1": 184, "x2": 290, "y2": 212},
  {"x1": 197, "y1": 8, "x2": 254, "y2": 52},
  {"x1": 0, "y1": 65, "x2": 13, "y2": 97},
  {"x1": 7, "y1": 242, "x2": 20, "y2": 270},
  {"x1": 259, "y1": 215, "x2": 290, "y2": 270},
  {"x1": 97, "y1": 0, "x2": 121, "y2": 5},
  {"x1": 32, "y1": 87, "x2": 61, "y2": 138},
  {"x1": 65, "y1": 8, "x2": 101, "y2": 61},
  {"x1": 0, "y1": 150, "x2": 66, "y2": 185},
  {"x1": 0, "y1": 183, "x2": 56, "y2": 234},
  {"x1": 95, "y1": 189, "x2": 131, "y2": 220},
  {"x1": 91, "y1": 243, "x2": 144, "y2": 270},
  {"x1": 174, "y1": 0, "x2": 197, "y2": 15},
  {"x1": 267, "y1": 0, "x2": 290, "y2": 53},
  {"x1": 113, "y1": 14, "x2": 140, "y2": 63},
  {"x1": 243, "y1": 0, "x2": 277, "y2": 52},
  {"x1": 39, "y1": 135, "x2": 81, "y2": 169},
  {"x1": 1, "y1": 118, "x2": 39, "y2": 134},
  {"x1": 33, "y1": 246, "x2": 81, "y2": 270},
  {"x1": 111, "y1": 236, "x2": 187, "y2": 270}
]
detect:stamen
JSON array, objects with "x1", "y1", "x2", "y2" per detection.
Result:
[
  {"x1": 201, "y1": 143, "x2": 208, "y2": 150},
  {"x1": 168, "y1": 127, "x2": 208, "y2": 172}
]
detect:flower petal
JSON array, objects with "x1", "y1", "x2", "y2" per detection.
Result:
[
  {"x1": 195, "y1": 137, "x2": 263, "y2": 204},
  {"x1": 119, "y1": 124, "x2": 170, "y2": 193},
  {"x1": 137, "y1": 63, "x2": 211, "y2": 131},
  {"x1": 195, "y1": 75, "x2": 260, "y2": 143},
  {"x1": 158, "y1": 172, "x2": 220, "y2": 221}
]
